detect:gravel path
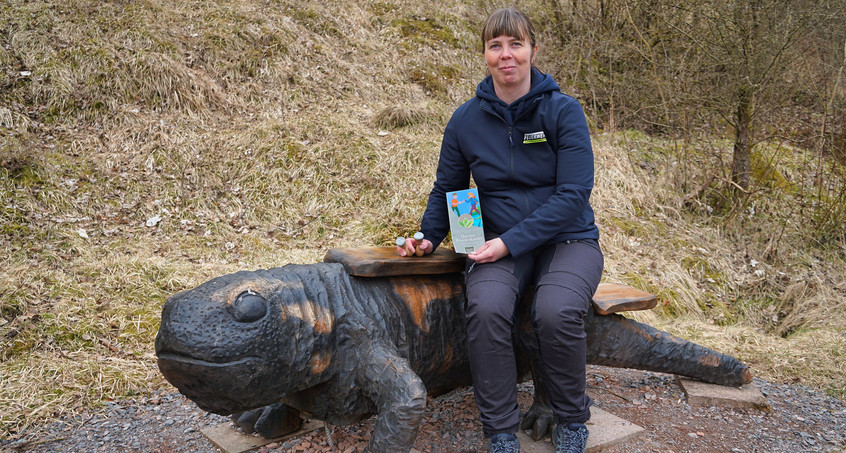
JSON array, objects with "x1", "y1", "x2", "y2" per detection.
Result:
[{"x1": 4, "y1": 365, "x2": 844, "y2": 453}]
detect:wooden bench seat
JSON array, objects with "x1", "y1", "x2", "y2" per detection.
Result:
[{"x1": 324, "y1": 247, "x2": 657, "y2": 315}]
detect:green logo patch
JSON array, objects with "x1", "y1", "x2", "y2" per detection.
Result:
[{"x1": 523, "y1": 131, "x2": 547, "y2": 144}]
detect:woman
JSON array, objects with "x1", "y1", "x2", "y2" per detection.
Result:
[{"x1": 398, "y1": 7, "x2": 602, "y2": 453}]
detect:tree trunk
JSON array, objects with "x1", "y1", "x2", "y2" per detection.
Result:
[{"x1": 731, "y1": 86, "x2": 753, "y2": 190}]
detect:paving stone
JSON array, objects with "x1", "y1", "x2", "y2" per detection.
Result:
[
  {"x1": 515, "y1": 407, "x2": 644, "y2": 453},
  {"x1": 676, "y1": 377, "x2": 771, "y2": 411},
  {"x1": 202, "y1": 420, "x2": 322, "y2": 453}
]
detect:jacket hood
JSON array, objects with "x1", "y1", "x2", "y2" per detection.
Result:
[{"x1": 475, "y1": 68, "x2": 560, "y2": 114}]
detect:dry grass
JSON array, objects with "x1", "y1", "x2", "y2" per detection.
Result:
[
  {"x1": 1, "y1": 0, "x2": 845, "y2": 440},
  {"x1": 593, "y1": 131, "x2": 846, "y2": 399},
  {"x1": 372, "y1": 104, "x2": 430, "y2": 129}
]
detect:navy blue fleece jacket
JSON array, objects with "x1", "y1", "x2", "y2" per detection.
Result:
[{"x1": 419, "y1": 69, "x2": 598, "y2": 258}]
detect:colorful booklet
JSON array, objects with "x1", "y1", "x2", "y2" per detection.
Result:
[{"x1": 446, "y1": 188, "x2": 485, "y2": 254}]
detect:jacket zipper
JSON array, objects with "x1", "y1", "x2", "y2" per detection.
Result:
[
  {"x1": 508, "y1": 126, "x2": 514, "y2": 180},
  {"x1": 482, "y1": 96, "x2": 543, "y2": 217},
  {"x1": 511, "y1": 97, "x2": 541, "y2": 216}
]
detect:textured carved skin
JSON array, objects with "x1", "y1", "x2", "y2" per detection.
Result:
[{"x1": 155, "y1": 263, "x2": 751, "y2": 452}]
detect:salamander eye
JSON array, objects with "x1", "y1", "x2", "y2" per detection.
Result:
[{"x1": 232, "y1": 290, "x2": 267, "y2": 323}]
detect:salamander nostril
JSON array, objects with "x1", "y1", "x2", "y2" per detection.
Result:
[{"x1": 233, "y1": 292, "x2": 267, "y2": 323}]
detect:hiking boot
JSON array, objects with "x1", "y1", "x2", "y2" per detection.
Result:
[
  {"x1": 552, "y1": 423, "x2": 589, "y2": 453},
  {"x1": 489, "y1": 432, "x2": 520, "y2": 453}
]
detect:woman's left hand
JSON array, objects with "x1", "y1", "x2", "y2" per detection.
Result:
[
  {"x1": 468, "y1": 238, "x2": 509, "y2": 263},
  {"x1": 397, "y1": 238, "x2": 433, "y2": 257}
]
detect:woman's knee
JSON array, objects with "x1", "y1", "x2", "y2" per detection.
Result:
[
  {"x1": 532, "y1": 284, "x2": 589, "y2": 326},
  {"x1": 467, "y1": 280, "x2": 518, "y2": 321}
]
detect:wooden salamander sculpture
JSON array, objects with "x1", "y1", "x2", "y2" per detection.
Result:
[{"x1": 155, "y1": 248, "x2": 752, "y2": 453}]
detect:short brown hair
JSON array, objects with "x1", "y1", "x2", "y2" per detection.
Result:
[{"x1": 480, "y1": 7, "x2": 537, "y2": 51}]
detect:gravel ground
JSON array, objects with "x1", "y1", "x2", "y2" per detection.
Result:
[{"x1": 4, "y1": 365, "x2": 844, "y2": 453}]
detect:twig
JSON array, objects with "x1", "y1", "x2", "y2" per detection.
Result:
[
  {"x1": 604, "y1": 390, "x2": 632, "y2": 403},
  {"x1": 98, "y1": 337, "x2": 121, "y2": 354},
  {"x1": 682, "y1": 172, "x2": 718, "y2": 205},
  {"x1": 10, "y1": 436, "x2": 67, "y2": 451}
]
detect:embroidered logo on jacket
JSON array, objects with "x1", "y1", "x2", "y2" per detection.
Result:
[{"x1": 523, "y1": 131, "x2": 547, "y2": 144}]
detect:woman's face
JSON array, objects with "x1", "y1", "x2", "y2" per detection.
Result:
[{"x1": 484, "y1": 34, "x2": 536, "y2": 92}]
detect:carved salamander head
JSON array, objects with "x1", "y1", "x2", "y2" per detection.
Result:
[{"x1": 155, "y1": 267, "x2": 335, "y2": 415}]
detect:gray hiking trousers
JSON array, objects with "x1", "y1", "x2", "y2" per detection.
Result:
[{"x1": 464, "y1": 239, "x2": 603, "y2": 437}]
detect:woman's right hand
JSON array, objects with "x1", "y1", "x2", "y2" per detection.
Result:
[
  {"x1": 467, "y1": 237, "x2": 509, "y2": 263},
  {"x1": 397, "y1": 238, "x2": 433, "y2": 257}
]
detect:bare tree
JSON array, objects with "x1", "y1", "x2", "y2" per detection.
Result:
[{"x1": 662, "y1": 0, "x2": 820, "y2": 190}]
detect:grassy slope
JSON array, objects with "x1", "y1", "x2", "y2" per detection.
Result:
[{"x1": 1, "y1": 0, "x2": 844, "y2": 438}]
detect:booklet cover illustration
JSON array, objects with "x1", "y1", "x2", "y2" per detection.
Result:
[{"x1": 446, "y1": 188, "x2": 485, "y2": 254}]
